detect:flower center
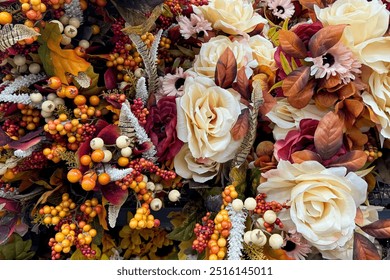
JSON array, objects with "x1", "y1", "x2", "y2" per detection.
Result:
[
  {"x1": 174, "y1": 78, "x2": 185, "y2": 90},
  {"x1": 276, "y1": 5, "x2": 285, "y2": 14},
  {"x1": 282, "y1": 240, "x2": 297, "y2": 252},
  {"x1": 322, "y1": 53, "x2": 335, "y2": 67}
]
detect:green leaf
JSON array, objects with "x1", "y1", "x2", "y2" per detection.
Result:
[
  {"x1": 0, "y1": 234, "x2": 35, "y2": 260},
  {"x1": 279, "y1": 52, "x2": 293, "y2": 75},
  {"x1": 268, "y1": 80, "x2": 283, "y2": 93},
  {"x1": 167, "y1": 212, "x2": 197, "y2": 241},
  {"x1": 74, "y1": 66, "x2": 102, "y2": 96},
  {"x1": 229, "y1": 163, "x2": 248, "y2": 200},
  {"x1": 92, "y1": 218, "x2": 104, "y2": 246}
]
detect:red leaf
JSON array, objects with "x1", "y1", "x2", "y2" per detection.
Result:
[
  {"x1": 101, "y1": 182, "x2": 128, "y2": 206},
  {"x1": 96, "y1": 124, "x2": 121, "y2": 145},
  {"x1": 215, "y1": 47, "x2": 237, "y2": 89},
  {"x1": 8, "y1": 128, "x2": 44, "y2": 150},
  {"x1": 353, "y1": 232, "x2": 381, "y2": 260},
  {"x1": 0, "y1": 129, "x2": 10, "y2": 146},
  {"x1": 328, "y1": 150, "x2": 368, "y2": 172},
  {"x1": 361, "y1": 219, "x2": 390, "y2": 239},
  {"x1": 314, "y1": 111, "x2": 344, "y2": 160},
  {"x1": 0, "y1": 215, "x2": 18, "y2": 246},
  {"x1": 259, "y1": 90, "x2": 277, "y2": 116},
  {"x1": 232, "y1": 66, "x2": 251, "y2": 100},
  {"x1": 278, "y1": 29, "x2": 307, "y2": 59},
  {"x1": 231, "y1": 109, "x2": 249, "y2": 141},
  {"x1": 104, "y1": 68, "x2": 117, "y2": 90},
  {"x1": 282, "y1": 66, "x2": 310, "y2": 97},
  {"x1": 291, "y1": 150, "x2": 322, "y2": 164},
  {"x1": 309, "y1": 24, "x2": 347, "y2": 57},
  {"x1": 287, "y1": 79, "x2": 315, "y2": 109}
]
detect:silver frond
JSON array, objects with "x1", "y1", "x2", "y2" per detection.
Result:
[{"x1": 0, "y1": 24, "x2": 40, "y2": 52}]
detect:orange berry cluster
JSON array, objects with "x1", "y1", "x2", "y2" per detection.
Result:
[
  {"x1": 129, "y1": 203, "x2": 159, "y2": 230},
  {"x1": 208, "y1": 209, "x2": 231, "y2": 260},
  {"x1": 38, "y1": 193, "x2": 76, "y2": 225},
  {"x1": 42, "y1": 144, "x2": 66, "y2": 163},
  {"x1": 79, "y1": 198, "x2": 103, "y2": 220},
  {"x1": 254, "y1": 193, "x2": 289, "y2": 215},
  {"x1": 221, "y1": 184, "x2": 238, "y2": 206},
  {"x1": 19, "y1": 0, "x2": 46, "y2": 23},
  {"x1": 18, "y1": 104, "x2": 41, "y2": 131}
]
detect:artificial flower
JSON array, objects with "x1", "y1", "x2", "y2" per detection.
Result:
[
  {"x1": 283, "y1": 230, "x2": 312, "y2": 260},
  {"x1": 258, "y1": 160, "x2": 367, "y2": 254},
  {"x1": 248, "y1": 35, "x2": 277, "y2": 68},
  {"x1": 177, "y1": 13, "x2": 212, "y2": 39},
  {"x1": 176, "y1": 76, "x2": 242, "y2": 163},
  {"x1": 267, "y1": 0, "x2": 295, "y2": 19},
  {"x1": 193, "y1": 0, "x2": 268, "y2": 36},
  {"x1": 161, "y1": 67, "x2": 190, "y2": 98}
]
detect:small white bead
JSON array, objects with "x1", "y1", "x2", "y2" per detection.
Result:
[
  {"x1": 116, "y1": 135, "x2": 130, "y2": 149},
  {"x1": 120, "y1": 147, "x2": 132, "y2": 157},
  {"x1": 244, "y1": 197, "x2": 257, "y2": 211},
  {"x1": 150, "y1": 198, "x2": 162, "y2": 211},
  {"x1": 14, "y1": 54, "x2": 26, "y2": 66},
  {"x1": 68, "y1": 17, "x2": 81, "y2": 28},
  {"x1": 268, "y1": 234, "x2": 284, "y2": 250},
  {"x1": 59, "y1": 15, "x2": 70, "y2": 25},
  {"x1": 102, "y1": 150, "x2": 112, "y2": 162},
  {"x1": 50, "y1": 20, "x2": 64, "y2": 33},
  {"x1": 78, "y1": 39, "x2": 90, "y2": 49},
  {"x1": 30, "y1": 92, "x2": 43, "y2": 103},
  {"x1": 232, "y1": 199, "x2": 244, "y2": 212},
  {"x1": 90, "y1": 137, "x2": 104, "y2": 150},
  {"x1": 28, "y1": 63, "x2": 41, "y2": 74},
  {"x1": 64, "y1": 25, "x2": 78, "y2": 38},
  {"x1": 41, "y1": 100, "x2": 56, "y2": 113},
  {"x1": 60, "y1": 34, "x2": 72, "y2": 45},
  {"x1": 255, "y1": 217, "x2": 266, "y2": 229},
  {"x1": 263, "y1": 210, "x2": 277, "y2": 224},
  {"x1": 168, "y1": 189, "x2": 181, "y2": 202}
]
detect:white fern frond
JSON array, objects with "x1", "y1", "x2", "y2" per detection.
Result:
[
  {"x1": 226, "y1": 204, "x2": 247, "y2": 260},
  {"x1": 108, "y1": 204, "x2": 122, "y2": 228},
  {"x1": 73, "y1": 71, "x2": 91, "y2": 88},
  {"x1": 99, "y1": 165, "x2": 134, "y2": 181},
  {"x1": 0, "y1": 93, "x2": 32, "y2": 104},
  {"x1": 135, "y1": 77, "x2": 148, "y2": 104},
  {"x1": 64, "y1": 0, "x2": 84, "y2": 24},
  {"x1": 120, "y1": 101, "x2": 150, "y2": 144},
  {"x1": 0, "y1": 24, "x2": 40, "y2": 52},
  {"x1": 1, "y1": 73, "x2": 46, "y2": 95}
]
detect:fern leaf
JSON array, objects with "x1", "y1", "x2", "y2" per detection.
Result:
[
  {"x1": 0, "y1": 24, "x2": 40, "y2": 52},
  {"x1": 108, "y1": 204, "x2": 122, "y2": 228},
  {"x1": 135, "y1": 77, "x2": 148, "y2": 104},
  {"x1": 73, "y1": 71, "x2": 91, "y2": 88},
  {"x1": 118, "y1": 102, "x2": 137, "y2": 146}
]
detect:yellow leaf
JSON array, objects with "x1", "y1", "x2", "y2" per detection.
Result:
[
  {"x1": 98, "y1": 196, "x2": 109, "y2": 230},
  {"x1": 102, "y1": 234, "x2": 116, "y2": 254},
  {"x1": 178, "y1": 240, "x2": 195, "y2": 260}
]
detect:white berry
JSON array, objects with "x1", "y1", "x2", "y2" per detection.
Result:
[
  {"x1": 150, "y1": 198, "x2": 162, "y2": 211},
  {"x1": 155, "y1": 183, "x2": 163, "y2": 192},
  {"x1": 102, "y1": 150, "x2": 112, "y2": 163},
  {"x1": 53, "y1": 97, "x2": 65, "y2": 106},
  {"x1": 263, "y1": 210, "x2": 277, "y2": 224},
  {"x1": 232, "y1": 199, "x2": 244, "y2": 212},
  {"x1": 79, "y1": 39, "x2": 90, "y2": 49},
  {"x1": 41, "y1": 100, "x2": 56, "y2": 113},
  {"x1": 68, "y1": 17, "x2": 81, "y2": 28},
  {"x1": 120, "y1": 147, "x2": 132, "y2": 157},
  {"x1": 47, "y1": 93, "x2": 57, "y2": 101},
  {"x1": 61, "y1": 34, "x2": 72, "y2": 45},
  {"x1": 41, "y1": 110, "x2": 53, "y2": 118},
  {"x1": 116, "y1": 135, "x2": 130, "y2": 149},
  {"x1": 90, "y1": 137, "x2": 104, "y2": 150},
  {"x1": 244, "y1": 231, "x2": 252, "y2": 244},
  {"x1": 64, "y1": 25, "x2": 77, "y2": 38},
  {"x1": 244, "y1": 197, "x2": 257, "y2": 211},
  {"x1": 14, "y1": 54, "x2": 26, "y2": 66},
  {"x1": 59, "y1": 15, "x2": 69, "y2": 25},
  {"x1": 168, "y1": 189, "x2": 181, "y2": 202},
  {"x1": 269, "y1": 234, "x2": 284, "y2": 250},
  {"x1": 255, "y1": 217, "x2": 266, "y2": 229},
  {"x1": 28, "y1": 63, "x2": 41, "y2": 74},
  {"x1": 18, "y1": 64, "x2": 28, "y2": 73},
  {"x1": 30, "y1": 92, "x2": 43, "y2": 103},
  {"x1": 50, "y1": 20, "x2": 64, "y2": 33},
  {"x1": 146, "y1": 182, "x2": 155, "y2": 191},
  {"x1": 250, "y1": 229, "x2": 267, "y2": 246}
]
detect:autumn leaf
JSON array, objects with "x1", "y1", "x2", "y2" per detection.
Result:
[
  {"x1": 166, "y1": 212, "x2": 197, "y2": 241},
  {"x1": 278, "y1": 29, "x2": 307, "y2": 59},
  {"x1": 360, "y1": 219, "x2": 390, "y2": 239},
  {"x1": 102, "y1": 233, "x2": 117, "y2": 254},
  {"x1": 263, "y1": 245, "x2": 292, "y2": 260},
  {"x1": 38, "y1": 22, "x2": 90, "y2": 84},
  {"x1": 308, "y1": 24, "x2": 347, "y2": 57},
  {"x1": 282, "y1": 66, "x2": 310, "y2": 97},
  {"x1": 231, "y1": 109, "x2": 249, "y2": 141},
  {"x1": 215, "y1": 47, "x2": 237, "y2": 89},
  {"x1": 298, "y1": 0, "x2": 325, "y2": 9},
  {"x1": 98, "y1": 197, "x2": 109, "y2": 231},
  {"x1": 291, "y1": 150, "x2": 322, "y2": 164},
  {"x1": 353, "y1": 232, "x2": 381, "y2": 260},
  {"x1": 328, "y1": 150, "x2": 368, "y2": 172},
  {"x1": 314, "y1": 111, "x2": 344, "y2": 160},
  {"x1": 287, "y1": 79, "x2": 315, "y2": 109},
  {"x1": 233, "y1": 66, "x2": 251, "y2": 100}
]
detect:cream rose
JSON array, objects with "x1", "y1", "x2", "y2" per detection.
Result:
[
  {"x1": 265, "y1": 98, "x2": 328, "y2": 140},
  {"x1": 176, "y1": 76, "x2": 242, "y2": 163},
  {"x1": 258, "y1": 160, "x2": 367, "y2": 253},
  {"x1": 193, "y1": 0, "x2": 267, "y2": 36},
  {"x1": 173, "y1": 144, "x2": 221, "y2": 183},
  {"x1": 315, "y1": 0, "x2": 389, "y2": 46},
  {"x1": 353, "y1": 36, "x2": 390, "y2": 74},
  {"x1": 192, "y1": 35, "x2": 257, "y2": 78},
  {"x1": 248, "y1": 35, "x2": 276, "y2": 68},
  {"x1": 361, "y1": 68, "x2": 390, "y2": 139}
]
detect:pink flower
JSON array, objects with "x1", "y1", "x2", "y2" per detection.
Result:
[
  {"x1": 161, "y1": 67, "x2": 189, "y2": 99},
  {"x1": 283, "y1": 230, "x2": 312, "y2": 260},
  {"x1": 268, "y1": 0, "x2": 295, "y2": 19},
  {"x1": 177, "y1": 13, "x2": 212, "y2": 39}
]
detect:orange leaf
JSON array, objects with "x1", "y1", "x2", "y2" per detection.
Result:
[
  {"x1": 355, "y1": 208, "x2": 364, "y2": 227},
  {"x1": 231, "y1": 109, "x2": 249, "y2": 141},
  {"x1": 344, "y1": 99, "x2": 364, "y2": 118},
  {"x1": 314, "y1": 111, "x2": 344, "y2": 160},
  {"x1": 308, "y1": 24, "x2": 347, "y2": 57},
  {"x1": 282, "y1": 66, "x2": 310, "y2": 97},
  {"x1": 263, "y1": 245, "x2": 292, "y2": 260},
  {"x1": 353, "y1": 232, "x2": 381, "y2": 260},
  {"x1": 98, "y1": 196, "x2": 109, "y2": 231},
  {"x1": 361, "y1": 219, "x2": 390, "y2": 239},
  {"x1": 287, "y1": 79, "x2": 315, "y2": 109},
  {"x1": 313, "y1": 91, "x2": 338, "y2": 109},
  {"x1": 298, "y1": 0, "x2": 325, "y2": 9},
  {"x1": 215, "y1": 47, "x2": 237, "y2": 89},
  {"x1": 278, "y1": 29, "x2": 307, "y2": 58},
  {"x1": 38, "y1": 23, "x2": 90, "y2": 84},
  {"x1": 328, "y1": 150, "x2": 368, "y2": 172},
  {"x1": 291, "y1": 150, "x2": 322, "y2": 164}
]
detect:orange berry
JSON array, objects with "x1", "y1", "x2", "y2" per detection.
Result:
[
  {"x1": 117, "y1": 156, "x2": 129, "y2": 167},
  {"x1": 74, "y1": 95, "x2": 87, "y2": 106},
  {"x1": 98, "y1": 173, "x2": 111, "y2": 185},
  {"x1": 83, "y1": 171, "x2": 97, "y2": 181},
  {"x1": 0, "y1": 12, "x2": 13, "y2": 25},
  {"x1": 89, "y1": 95, "x2": 100, "y2": 106},
  {"x1": 80, "y1": 155, "x2": 92, "y2": 166},
  {"x1": 91, "y1": 149, "x2": 105, "y2": 162},
  {"x1": 65, "y1": 85, "x2": 79, "y2": 99},
  {"x1": 48, "y1": 76, "x2": 62, "y2": 90},
  {"x1": 67, "y1": 168, "x2": 82, "y2": 183},
  {"x1": 81, "y1": 177, "x2": 96, "y2": 191}
]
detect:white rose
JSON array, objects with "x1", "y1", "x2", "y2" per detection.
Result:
[
  {"x1": 248, "y1": 35, "x2": 276, "y2": 68},
  {"x1": 176, "y1": 76, "x2": 242, "y2": 163},
  {"x1": 361, "y1": 67, "x2": 390, "y2": 139},
  {"x1": 193, "y1": 0, "x2": 267, "y2": 35},
  {"x1": 258, "y1": 160, "x2": 367, "y2": 253},
  {"x1": 265, "y1": 98, "x2": 328, "y2": 140},
  {"x1": 173, "y1": 144, "x2": 221, "y2": 183},
  {"x1": 315, "y1": 0, "x2": 389, "y2": 46},
  {"x1": 192, "y1": 35, "x2": 257, "y2": 78},
  {"x1": 353, "y1": 36, "x2": 390, "y2": 74}
]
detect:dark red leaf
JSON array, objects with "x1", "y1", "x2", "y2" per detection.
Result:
[
  {"x1": 291, "y1": 150, "x2": 322, "y2": 164},
  {"x1": 314, "y1": 111, "x2": 344, "y2": 160},
  {"x1": 0, "y1": 128, "x2": 10, "y2": 146},
  {"x1": 232, "y1": 67, "x2": 251, "y2": 100},
  {"x1": 309, "y1": 24, "x2": 347, "y2": 57},
  {"x1": 279, "y1": 29, "x2": 307, "y2": 59},
  {"x1": 104, "y1": 68, "x2": 117, "y2": 90},
  {"x1": 328, "y1": 150, "x2": 368, "y2": 172},
  {"x1": 96, "y1": 124, "x2": 121, "y2": 145},
  {"x1": 101, "y1": 182, "x2": 128, "y2": 206},
  {"x1": 215, "y1": 47, "x2": 237, "y2": 89},
  {"x1": 0, "y1": 215, "x2": 18, "y2": 246},
  {"x1": 0, "y1": 198, "x2": 21, "y2": 213},
  {"x1": 282, "y1": 66, "x2": 311, "y2": 97},
  {"x1": 353, "y1": 232, "x2": 381, "y2": 260},
  {"x1": 8, "y1": 132, "x2": 44, "y2": 150},
  {"x1": 361, "y1": 219, "x2": 390, "y2": 239},
  {"x1": 231, "y1": 109, "x2": 249, "y2": 141},
  {"x1": 287, "y1": 79, "x2": 315, "y2": 109}
]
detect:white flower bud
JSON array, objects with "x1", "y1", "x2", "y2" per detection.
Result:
[
  {"x1": 90, "y1": 137, "x2": 104, "y2": 150},
  {"x1": 116, "y1": 135, "x2": 130, "y2": 149},
  {"x1": 250, "y1": 229, "x2": 267, "y2": 246},
  {"x1": 168, "y1": 189, "x2": 181, "y2": 202},
  {"x1": 232, "y1": 199, "x2": 244, "y2": 212},
  {"x1": 263, "y1": 210, "x2": 277, "y2": 224},
  {"x1": 244, "y1": 197, "x2": 257, "y2": 211},
  {"x1": 150, "y1": 198, "x2": 162, "y2": 211},
  {"x1": 41, "y1": 100, "x2": 56, "y2": 113},
  {"x1": 269, "y1": 234, "x2": 284, "y2": 250}
]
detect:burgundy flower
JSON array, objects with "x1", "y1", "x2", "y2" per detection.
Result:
[{"x1": 145, "y1": 96, "x2": 183, "y2": 162}]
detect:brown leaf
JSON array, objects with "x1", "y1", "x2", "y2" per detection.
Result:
[
  {"x1": 343, "y1": 99, "x2": 364, "y2": 118},
  {"x1": 215, "y1": 47, "x2": 237, "y2": 89},
  {"x1": 233, "y1": 66, "x2": 251, "y2": 100},
  {"x1": 314, "y1": 91, "x2": 338, "y2": 109},
  {"x1": 309, "y1": 24, "x2": 347, "y2": 57},
  {"x1": 263, "y1": 244, "x2": 293, "y2": 260},
  {"x1": 355, "y1": 208, "x2": 364, "y2": 227},
  {"x1": 314, "y1": 111, "x2": 344, "y2": 160},
  {"x1": 328, "y1": 150, "x2": 368, "y2": 171},
  {"x1": 298, "y1": 0, "x2": 325, "y2": 9},
  {"x1": 259, "y1": 89, "x2": 277, "y2": 116},
  {"x1": 278, "y1": 30, "x2": 307, "y2": 59},
  {"x1": 287, "y1": 79, "x2": 315, "y2": 109},
  {"x1": 231, "y1": 109, "x2": 250, "y2": 141},
  {"x1": 282, "y1": 66, "x2": 311, "y2": 97},
  {"x1": 345, "y1": 126, "x2": 368, "y2": 150},
  {"x1": 32, "y1": 183, "x2": 65, "y2": 213},
  {"x1": 353, "y1": 232, "x2": 381, "y2": 260},
  {"x1": 361, "y1": 219, "x2": 390, "y2": 239},
  {"x1": 291, "y1": 150, "x2": 322, "y2": 164},
  {"x1": 337, "y1": 82, "x2": 356, "y2": 99}
]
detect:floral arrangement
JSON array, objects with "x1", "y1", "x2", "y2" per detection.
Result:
[{"x1": 1, "y1": 0, "x2": 390, "y2": 261}]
